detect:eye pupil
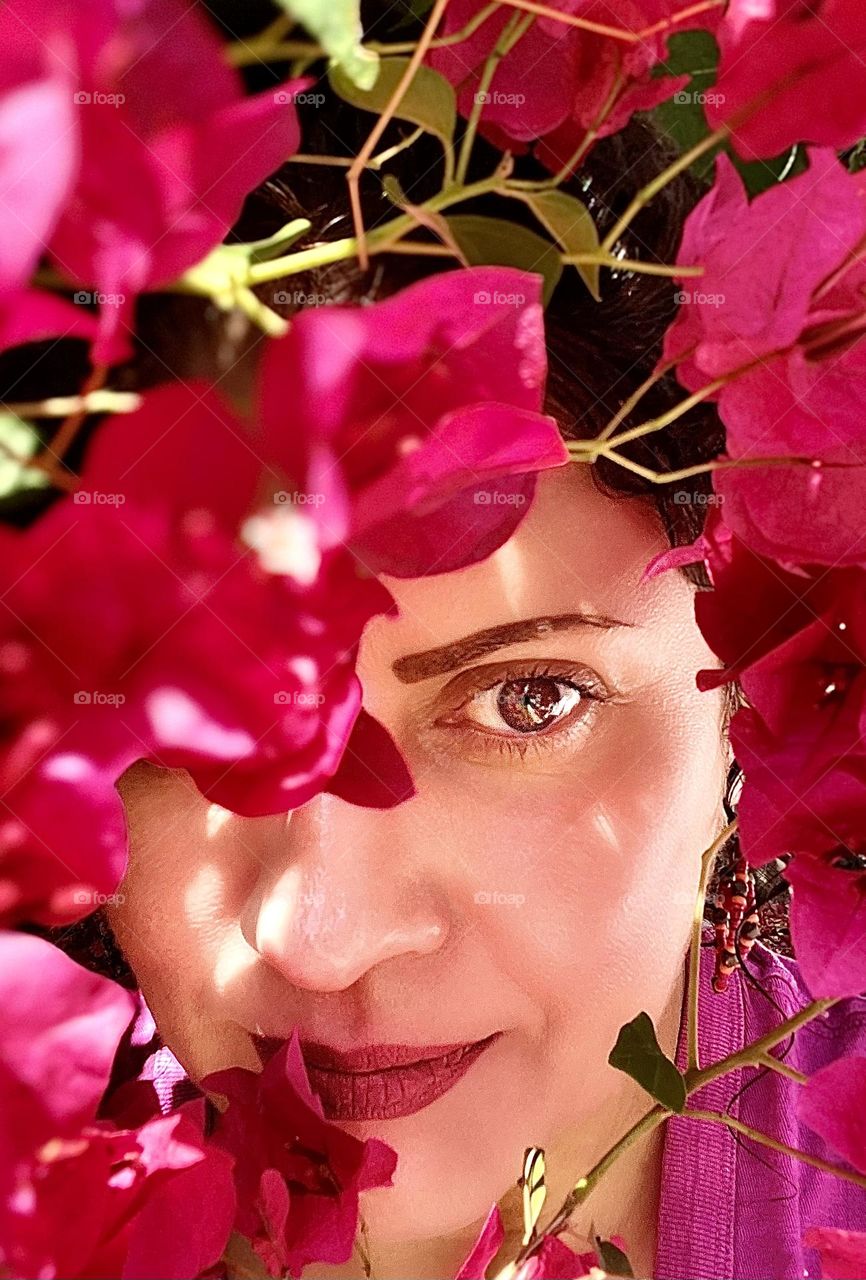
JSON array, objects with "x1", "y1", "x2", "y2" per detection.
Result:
[{"x1": 496, "y1": 677, "x2": 577, "y2": 734}]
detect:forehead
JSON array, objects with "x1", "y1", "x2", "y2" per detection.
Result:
[{"x1": 360, "y1": 464, "x2": 688, "y2": 668}]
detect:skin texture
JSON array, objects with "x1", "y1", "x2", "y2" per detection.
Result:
[{"x1": 109, "y1": 465, "x2": 728, "y2": 1279}]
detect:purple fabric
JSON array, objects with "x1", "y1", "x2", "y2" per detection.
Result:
[{"x1": 656, "y1": 935, "x2": 866, "y2": 1280}]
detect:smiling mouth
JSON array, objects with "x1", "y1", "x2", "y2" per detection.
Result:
[{"x1": 253, "y1": 1032, "x2": 502, "y2": 1121}]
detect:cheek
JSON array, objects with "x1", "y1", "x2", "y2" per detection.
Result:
[
  {"x1": 415, "y1": 692, "x2": 725, "y2": 1041},
  {"x1": 108, "y1": 767, "x2": 270, "y2": 1059}
]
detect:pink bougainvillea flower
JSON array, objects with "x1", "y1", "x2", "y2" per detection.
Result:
[
  {"x1": 799, "y1": 1056, "x2": 866, "y2": 1173},
  {"x1": 786, "y1": 851, "x2": 866, "y2": 1000},
  {"x1": 0, "y1": 932, "x2": 135, "y2": 1131},
  {"x1": 709, "y1": 0, "x2": 866, "y2": 161},
  {"x1": 0, "y1": 383, "x2": 410, "y2": 922},
  {"x1": 454, "y1": 1204, "x2": 602, "y2": 1280},
  {"x1": 664, "y1": 149, "x2": 866, "y2": 391},
  {"x1": 2, "y1": 1100, "x2": 236, "y2": 1280},
  {"x1": 514, "y1": 1236, "x2": 596, "y2": 1279},
  {"x1": 204, "y1": 1032, "x2": 397, "y2": 1277},
  {"x1": 804, "y1": 1227, "x2": 866, "y2": 1280},
  {"x1": 2, "y1": 0, "x2": 304, "y2": 364},
  {"x1": 0, "y1": 933, "x2": 233, "y2": 1279},
  {"x1": 260, "y1": 267, "x2": 569, "y2": 578},
  {"x1": 664, "y1": 149, "x2": 866, "y2": 566},
  {"x1": 455, "y1": 1205, "x2": 505, "y2": 1279},
  {"x1": 730, "y1": 714, "x2": 866, "y2": 997},
  {"x1": 430, "y1": 0, "x2": 717, "y2": 165},
  {"x1": 0, "y1": 1, "x2": 100, "y2": 352}
]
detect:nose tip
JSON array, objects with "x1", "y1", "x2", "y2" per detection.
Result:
[{"x1": 241, "y1": 795, "x2": 449, "y2": 993}]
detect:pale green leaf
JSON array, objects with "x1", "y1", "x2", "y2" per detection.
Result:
[
  {"x1": 277, "y1": 0, "x2": 378, "y2": 90},
  {"x1": 444, "y1": 214, "x2": 563, "y2": 306},
  {"x1": 330, "y1": 58, "x2": 456, "y2": 163},
  {"x1": 519, "y1": 189, "x2": 601, "y2": 301},
  {"x1": 0, "y1": 414, "x2": 48, "y2": 501}
]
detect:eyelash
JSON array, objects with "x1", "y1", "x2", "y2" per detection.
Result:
[{"x1": 434, "y1": 661, "x2": 612, "y2": 763}]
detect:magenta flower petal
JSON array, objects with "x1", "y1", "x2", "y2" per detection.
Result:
[
  {"x1": 455, "y1": 1204, "x2": 505, "y2": 1280},
  {"x1": 351, "y1": 403, "x2": 568, "y2": 577},
  {"x1": 804, "y1": 1227, "x2": 866, "y2": 1280},
  {"x1": 205, "y1": 1032, "x2": 397, "y2": 1276},
  {"x1": 787, "y1": 853, "x2": 866, "y2": 1000},
  {"x1": 0, "y1": 288, "x2": 98, "y2": 353},
  {"x1": 31, "y1": 0, "x2": 304, "y2": 364},
  {"x1": 261, "y1": 267, "x2": 564, "y2": 579},
  {"x1": 0, "y1": 8, "x2": 77, "y2": 289},
  {"x1": 799, "y1": 1056, "x2": 866, "y2": 1174},
  {"x1": 664, "y1": 150, "x2": 866, "y2": 391},
  {"x1": 710, "y1": 1, "x2": 866, "y2": 160},
  {"x1": 326, "y1": 707, "x2": 415, "y2": 810},
  {"x1": 515, "y1": 1236, "x2": 595, "y2": 1279},
  {"x1": 431, "y1": 0, "x2": 719, "y2": 155},
  {"x1": 0, "y1": 932, "x2": 134, "y2": 1129}
]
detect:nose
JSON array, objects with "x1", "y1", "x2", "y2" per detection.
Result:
[{"x1": 240, "y1": 792, "x2": 449, "y2": 992}]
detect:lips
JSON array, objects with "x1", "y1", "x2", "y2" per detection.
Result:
[{"x1": 253, "y1": 1032, "x2": 502, "y2": 1121}]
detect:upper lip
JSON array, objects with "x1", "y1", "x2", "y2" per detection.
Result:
[{"x1": 253, "y1": 1033, "x2": 501, "y2": 1073}]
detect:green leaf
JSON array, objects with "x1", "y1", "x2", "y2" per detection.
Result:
[
  {"x1": 608, "y1": 1011, "x2": 687, "y2": 1113},
  {"x1": 518, "y1": 189, "x2": 601, "y2": 301},
  {"x1": 277, "y1": 0, "x2": 378, "y2": 90},
  {"x1": 597, "y1": 1238, "x2": 635, "y2": 1277},
  {"x1": 0, "y1": 414, "x2": 49, "y2": 501},
  {"x1": 330, "y1": 58, "x2": 456, "y2": 163},
  {"x1": 444, "y1": 214, "x2": 563, "y2": 306}
]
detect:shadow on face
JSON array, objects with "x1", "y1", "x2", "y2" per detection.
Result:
[{"x1": 110, "y1": 464, "x2": 727, "y2": 1242}]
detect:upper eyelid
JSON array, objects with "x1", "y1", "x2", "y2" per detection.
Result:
[{"x1": 431, "y1": 659, "x2": 615, "y2": 719}]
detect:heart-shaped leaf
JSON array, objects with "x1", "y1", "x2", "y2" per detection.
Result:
[
  {"x1": 517, "y1": 189, "x2": 601, "y2": 300},
  {"x1": 608, "y1": 1011, "x2": 686, "y2": 1113}
]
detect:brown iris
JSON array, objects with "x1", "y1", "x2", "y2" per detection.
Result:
[{"x1": 495, "y1": 677, "x2": 578, "y2": 734}]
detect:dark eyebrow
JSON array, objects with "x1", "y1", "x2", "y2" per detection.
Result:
[{"x1": 391, "y1": 612, "x2": 634, "y2": 684}]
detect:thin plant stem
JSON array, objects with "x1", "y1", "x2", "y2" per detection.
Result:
[
  {"x1": 492, "y1": 0, "x2": 723, "y2": 41},
  {"x1": 561, "y1": 256, "x2": 703, "y2": 278},
  {"x1": 504, "y1": 996, "x2": 837, "y2": 1276},
  {"x1": 567, "y1": 445, "x2": 831, "y2": 488},
  {"x1": 600, "y1": 127, "x2": 729, "y2": 254},
  {"x1": 2, "y1": 391, "x2": 141, "y2": 418},
  {"x1": 688, "y1": 819, "x2": 737, "y2": 1074},
  {"x1": 683, "y1": 1109, "x2": 866, "y2": 1189},
  {"x1": 757, "y1": 1052, "x2": 808, "y2": 1086},
  {"x1": 36, "y1": 363, "x2": 109, "y2": 476},
  {"x1": 347, "y1": 0, "x2": 452, "y2": 270},
  {"x1": 245, "y1": 173, "x2": 500, "y2": 283},
  {"x1": 454, "y1": 10, "x2": 533, "y2": 187}
]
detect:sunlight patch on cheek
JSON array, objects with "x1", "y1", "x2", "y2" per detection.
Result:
[
  {"x1": 592, "y1": 808, "x2": 619, "y2": 851},
  {"x1": 205, "y1": 802, "x2": 232, "y2": 839},
  {"x1": 213, "y1": 932, "x2": 258, "y2": 995},
  {"x1": 183, "y1": 861, "x2": 228, "y2": 928}
]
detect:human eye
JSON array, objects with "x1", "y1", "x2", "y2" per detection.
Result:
[{"x1": 430, "y1": 659, "x2": 615, "y2": 763}]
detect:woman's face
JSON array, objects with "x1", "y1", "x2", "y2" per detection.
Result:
[{"x1": 110, "y1": 465, "x2": 726, "y2": 1244}]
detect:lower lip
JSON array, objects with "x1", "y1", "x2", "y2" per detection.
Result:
[{"x1": 257, "y1": 1033, "x2": 502, "y2": 1121}]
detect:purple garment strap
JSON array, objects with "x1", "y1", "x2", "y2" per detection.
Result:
[{"x1": 654, "y1": 929, "x2": 745, "y2": 1280}]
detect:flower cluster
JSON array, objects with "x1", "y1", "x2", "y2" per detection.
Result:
[{"x1": 2, "y1": 0, "x2": 866, "y2": 1276}]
